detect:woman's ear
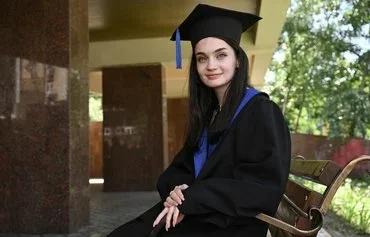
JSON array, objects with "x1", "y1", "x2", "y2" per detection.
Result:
[{"x1": 236, "y1": 60, "x2": 240, "y2": 68}]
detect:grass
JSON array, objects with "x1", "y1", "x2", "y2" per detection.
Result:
[
  {"x1": 324, "y1": 210, "x2": 370, "y2": 237},
  {"x1": 290, "y1": 175, "x2": 370, "y2": 234},
  {"x1": 330, "y1": 178, "x2": 370, "y2": 234}
]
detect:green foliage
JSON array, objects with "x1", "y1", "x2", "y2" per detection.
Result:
[
  {"x1": 89, "y1": 92, "x2": 103, "y2": 121},
  {"x1": 324, "y1": 88, "x2": 370, "y2": 138},
  {"x1": 265, "y1": 0, "x2": 370, "y2": 139},
  {"x1": 331, "y1": 178, "x2": 370, "y2": 233}
]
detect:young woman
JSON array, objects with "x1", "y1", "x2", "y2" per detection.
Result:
[{"x1": 108, "y1": 4, "x2": 291, "y2": 237}]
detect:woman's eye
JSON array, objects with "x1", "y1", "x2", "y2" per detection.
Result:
[
  {"x1": 197, "y1": 57, "x2": 207, "y2": 63},
  {"x1": 217, "y1": 53, "x2": 227, "y2": 59}
]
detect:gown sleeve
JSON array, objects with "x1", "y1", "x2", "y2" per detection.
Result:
[
  {"x1": 156, "y1": 147, "x2": 195, "y2": 201},
  {"x1": 177, "y1": 98, "x2": 291, "y2": 226}
]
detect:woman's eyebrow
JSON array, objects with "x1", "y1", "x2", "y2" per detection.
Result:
[
  {"x1": 214, "y1": 47, "x2": 227, "y2": 53},
  {"x1": 195, "y1": 47, "x2": 227, "y2": 56}
]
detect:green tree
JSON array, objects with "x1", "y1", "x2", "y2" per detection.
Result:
[
  {"x1": 89, "y1": 92, "x2": 103, "y2": 121},
  {"x1": 266, "y1": 0, "x2": 370, "y2": 139}
]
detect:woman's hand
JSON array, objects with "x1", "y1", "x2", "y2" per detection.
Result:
[
  {"x1": 164, "y1": 184, "x2": 189, "y2": 208},
  {"x1": 152, "y1": 184, "x2": 188, "y2": 231},
  {"x1": 153, "y1": 206, "x2": 185, "y2": 231}
]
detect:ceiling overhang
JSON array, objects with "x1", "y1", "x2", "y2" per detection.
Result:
[{"x1": 88, "y1": 0, "x2": 290, "y2": 98}]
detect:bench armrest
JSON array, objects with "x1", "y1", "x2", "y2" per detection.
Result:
[{"x1": 256, "y1": 207, "x2": 323, "y2": 236}]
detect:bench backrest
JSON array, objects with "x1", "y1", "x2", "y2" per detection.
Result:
[{"x1": 269, "y1": 155, "x2": 370, "y2": 237}]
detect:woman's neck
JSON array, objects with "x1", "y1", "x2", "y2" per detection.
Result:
[{"x1": 214, "y1": 86, "x2": 228, "y2": 110}]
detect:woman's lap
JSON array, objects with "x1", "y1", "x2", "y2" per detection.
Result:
[
  {"x1": 106, "y1": 218, "x2": 152, "y2": 237},
  {"x1": 106, "y1": 215, "x2": 268, "y2": 237}
]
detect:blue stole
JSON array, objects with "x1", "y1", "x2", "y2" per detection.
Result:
[{"x1": 193, "y1": 88, "x2": 260, "y2": 177}]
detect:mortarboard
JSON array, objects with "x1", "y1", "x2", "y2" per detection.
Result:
[{"x1": 170, "y1": 4, "x2": 262, "y2": 69}]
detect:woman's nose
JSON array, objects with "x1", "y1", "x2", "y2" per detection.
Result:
[{"x1": 206, "y1": 58, "x2": 217, "y2": 70}]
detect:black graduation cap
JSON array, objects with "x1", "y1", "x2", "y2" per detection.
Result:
[{"x1": 170, "y1": 4, "x2": 262, "y2": 69}]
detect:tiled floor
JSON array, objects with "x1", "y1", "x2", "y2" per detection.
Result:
[
  {"x1": 0, "y1": 184, "x2": 332, "y2": 237},
  {"x1": 0, "y1": 185, "x2": 161, "y2": 237}
]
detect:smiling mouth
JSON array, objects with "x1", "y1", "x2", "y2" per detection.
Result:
[{"x1": 206, "y1": 73, "x2": 222, "y2": 79}]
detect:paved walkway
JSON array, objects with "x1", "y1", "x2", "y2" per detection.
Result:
[{"x1": 0, "y1": 184, "x2": 332, "y2": 237}]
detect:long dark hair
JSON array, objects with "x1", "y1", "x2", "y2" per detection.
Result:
[{"x1": 184, "y1": 40, "x2": 251, "y2": 150}]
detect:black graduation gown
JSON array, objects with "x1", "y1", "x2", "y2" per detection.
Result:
[{"x1": 107, "y1": 94, "x2": 291, "y2": 237}]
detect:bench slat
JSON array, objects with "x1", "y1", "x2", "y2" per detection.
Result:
[
  {"x1": 290, "y1": 160, "x2": 341, "y2": 186},
  {"x1": 285, "y1": 180, "x2": 323, "y2": 211}
]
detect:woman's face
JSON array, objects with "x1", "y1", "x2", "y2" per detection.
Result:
[{"x1": 194, "y1": 37, "x2": 238, "y2": 94}]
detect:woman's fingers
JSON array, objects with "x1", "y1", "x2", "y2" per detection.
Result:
[
  {"x1": 173, "y1": 188, "x2": 185, "y2": 202},
  {"x1": 153, "y1": 208, "x2": 168, "y2": 227},
  {"x1": 179, "y1": 184, "x2": 189, "y2": 190},
  {"x1": 170, "y1": 189, "x2": 184, "y2": 204},
  {"x1": 170, "y1": 190, "x2": 181, "y2": 203},
  {"x1": 163, "y1": 184, "x2": 189, "y2": 209},
  {"x1": 153, "y1": 206, "x2": 185, "y2": 230},
  {"x1": 166, "y1": 196, "x2": 178, "y2": 206},
  {"x1": 165, "y1": 206, "x2": 175, "y2": 231},
  {"x1": 165, "y1": 184, "x2": 189, "y2": 208},
  {"x1": 172, "y1": 207, "x2": 180, "y2": 227},
  {"x1": 153, "y1": 207, "x2": 185, "y2": 231}
]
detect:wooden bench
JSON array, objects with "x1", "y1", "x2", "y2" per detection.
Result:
[{"x1": 256, "y1": 155, "x2": 370, "y2": 237}]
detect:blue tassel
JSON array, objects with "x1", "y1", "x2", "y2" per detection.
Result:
[{"x1": 175, "y1": 28, "x2": 182, "y2": 69}]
